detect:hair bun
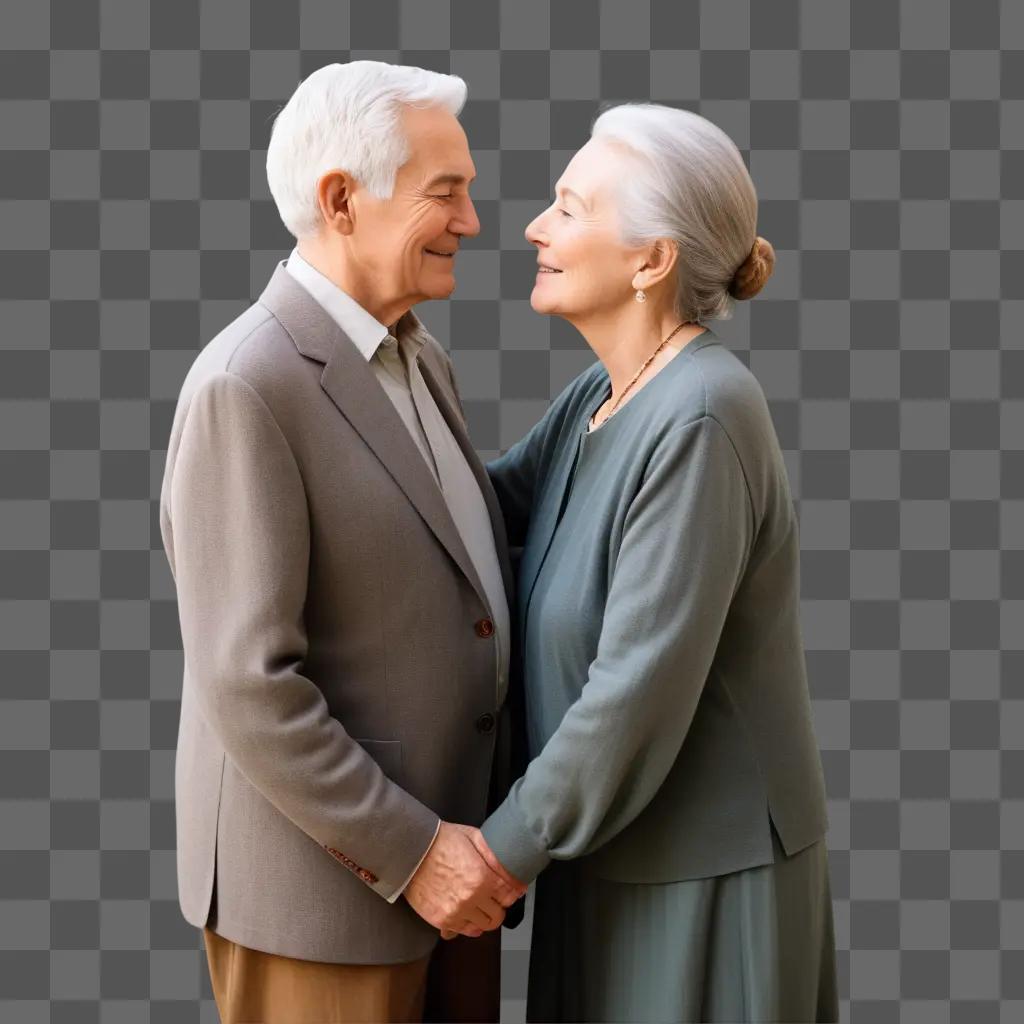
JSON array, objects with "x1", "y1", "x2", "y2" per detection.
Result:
[{"x1": 728, "y1": 235, "x2": 775, "y2": 300}]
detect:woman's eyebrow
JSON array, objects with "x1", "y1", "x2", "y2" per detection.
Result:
[{"x1": 555, "y1": 185, "x2": 590, "y2": 210}]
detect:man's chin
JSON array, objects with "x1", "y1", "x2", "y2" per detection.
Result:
[{"x1": 421, "y1": 276, "x2": 457, "y2": 300}]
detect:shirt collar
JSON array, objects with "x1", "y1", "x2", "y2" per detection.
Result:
[{"x1": 284, "y1": 246, "x2": 426, "y2": 362}]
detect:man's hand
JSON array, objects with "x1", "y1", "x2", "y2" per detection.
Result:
[
  {"x1": 403, "y1": 822, "x2": 527, "y2": 939},
  {"x1": 440, "y1": 825, "x2": 528, "y2": 940}
]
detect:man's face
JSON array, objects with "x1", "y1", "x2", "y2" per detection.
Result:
[{"x1": 349, "y1": 104, "x2": 480, "y2": 314}]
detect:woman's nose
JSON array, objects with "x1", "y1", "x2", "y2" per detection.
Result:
[{"x1": 525, "y1": 212, "x2": 545, "y2": 246}]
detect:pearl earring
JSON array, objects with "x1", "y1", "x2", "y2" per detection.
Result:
[{"x1": 635, "y1": 289, "x2": 646, "y2": 303}]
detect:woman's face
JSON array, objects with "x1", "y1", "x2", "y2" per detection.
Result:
[{"x1": 525, "y1": 138, "x2": 647, "y2": 321}]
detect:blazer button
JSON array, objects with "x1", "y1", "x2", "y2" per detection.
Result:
[
  {"x1": 475, "y1": 618, "x2": 494, "y2": 638},
  {"x1": 476, "y1": 712, "x2": 496, "y2": 734}
]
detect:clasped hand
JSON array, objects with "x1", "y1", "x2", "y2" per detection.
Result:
[{"x1": 402, "y1": 822, "x2": 527, "y2": 940}]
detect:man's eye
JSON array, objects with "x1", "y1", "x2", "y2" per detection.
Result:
[
  {"x1": 557, "y1": 207, "x2": 572, "y2": 218},
  {"x1": 431, "y1": 193, "x2": 453, "y2": 199}
]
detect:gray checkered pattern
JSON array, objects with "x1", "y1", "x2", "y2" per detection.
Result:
[{"x1": 1, "y1": 0, "x2": 1022, "y2": 1020}]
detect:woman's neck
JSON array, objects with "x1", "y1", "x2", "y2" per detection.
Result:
[{"x1": 569, "y1": 304, "x2": 705, "y2": 399}]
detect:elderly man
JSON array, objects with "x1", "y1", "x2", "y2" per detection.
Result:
[{"x1": 159, "y1": 61, "x2": 528, "y2": 1023}]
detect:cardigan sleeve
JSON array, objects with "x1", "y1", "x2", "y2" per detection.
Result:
[
  {"x1": 485, "y1": 367, "x2": 602, "y2": 548},
  {"x1": 484, "y1": 424, "x2": 545, "y2": 549},
  {"x1": 480, "y1": 415, "x2": 756, "y2": 883}
]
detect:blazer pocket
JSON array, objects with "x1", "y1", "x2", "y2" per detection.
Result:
[{"x1": 354, "y1": 738, "x2": 403, "y2": 786}]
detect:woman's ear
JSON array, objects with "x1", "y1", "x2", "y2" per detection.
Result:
[
  {"x1": 315, "y1": 169, "x2": 356, "y2": 237},
  {"x1": 632, "y1": 239, "x2": 679, "y2": 292}
]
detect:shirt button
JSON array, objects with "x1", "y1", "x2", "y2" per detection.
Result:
[
  {"x1": 475, "y1": 618, "x2": 494, "y2": 638},
  {"x1": 476, "y1": 712, "x2": 496, "y2": 734}
]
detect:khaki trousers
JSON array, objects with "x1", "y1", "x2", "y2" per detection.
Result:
[{"x1": 203, "y1": 925, "x2": 500, "y2": 1024}]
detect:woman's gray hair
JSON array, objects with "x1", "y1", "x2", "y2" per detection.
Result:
[
  {"x1": 591, "y1": 102, "x2": 766, "y2": 322},
  {"x1": 266, "y1": 61, "x2": 468, "y2": 240}
]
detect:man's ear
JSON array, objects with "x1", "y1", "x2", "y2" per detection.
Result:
[
  {"x1": 315, "y1": 169, "x2": 356, "y2": 236},
  {"x1": 631, "y1": 239, "x2": 679, "y2": 292}
]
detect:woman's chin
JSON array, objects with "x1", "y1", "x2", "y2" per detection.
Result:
[{"x1": 529, "y1": 289, "x2": 558, "y2": 315}]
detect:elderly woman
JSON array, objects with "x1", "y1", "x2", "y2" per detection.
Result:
[{"x1": 471, "y1": 104, "x2": 839, "y2": 1022}]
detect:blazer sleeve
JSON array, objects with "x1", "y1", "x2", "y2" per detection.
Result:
[
  {"x1": 166, "y1": 371, "x2": 441, "y2": 901},
  {"x1": 479, "y1": 415, "x2": 756, "y2": 884}
]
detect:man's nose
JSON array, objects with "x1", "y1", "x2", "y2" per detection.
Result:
[{"x1": 454, "y1": 195, "x2": 481, "y2": 238}]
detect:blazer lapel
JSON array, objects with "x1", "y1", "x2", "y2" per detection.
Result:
[
  {"x1": 416, "y1": 353, "x2": 516, "y2": 613},
  {"x1": 257, "y1": 263, "x2": 491, "y2": 613}
]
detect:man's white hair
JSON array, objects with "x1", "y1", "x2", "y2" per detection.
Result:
[
  {"x1": 591, "y1": 103, "x2": 758, "y2": 323},
  {"x1": 266, "y1": 60, "x2": 468, "y2": 240}
]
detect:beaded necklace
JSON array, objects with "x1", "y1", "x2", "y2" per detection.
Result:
[{"x1": 589, "y1": 321, "x2": 691, "y2": 430}]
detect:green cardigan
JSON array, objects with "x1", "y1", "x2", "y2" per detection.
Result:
[{"x1": 480, "y1": 328, "x2": 829, "y2": 886}]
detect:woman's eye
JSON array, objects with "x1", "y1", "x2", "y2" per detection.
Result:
[
  {"x1": 431, "y1": 194, "x2": 453, "y2": 199},
  {"x1": 557, "y1": 207, "x2": 572, "y2": 218}
]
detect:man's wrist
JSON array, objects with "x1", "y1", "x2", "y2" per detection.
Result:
[{"x1": 387, "y1": 816, "x2": 442, "y2": 903}]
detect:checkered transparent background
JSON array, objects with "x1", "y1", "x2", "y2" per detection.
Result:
[{"x1": 1, "y1": 0, "x2": 1023, "y2": 1021}]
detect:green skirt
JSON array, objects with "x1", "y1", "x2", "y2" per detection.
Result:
[{"x1": 525, "y1": 822, "x2": 839, "y2": 1023}]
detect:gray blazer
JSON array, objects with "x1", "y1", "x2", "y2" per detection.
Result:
[
  {"x1": 480, "y1": 329, "x2": 830, "y2": 885},
  {"x1": 159, "y1": 263, "x2": 522, "y2": 965}
]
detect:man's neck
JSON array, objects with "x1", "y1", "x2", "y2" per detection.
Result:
[{"x1": 295, "y1": 239, "x2": 407, "y2": 331}]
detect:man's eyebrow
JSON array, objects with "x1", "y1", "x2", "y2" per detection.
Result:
[
  {"x1": 424, "y1": 173, "x2": 475, "y2": 189},
  {"x1": 556, "y1": 185, "x2": 589, "y2": 210}
]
